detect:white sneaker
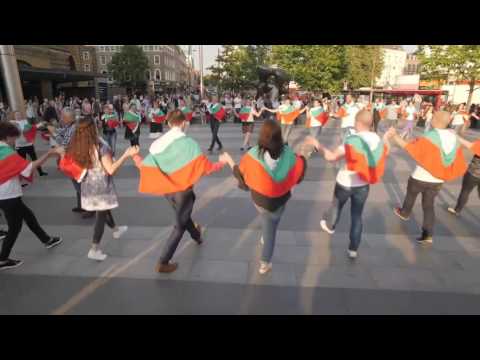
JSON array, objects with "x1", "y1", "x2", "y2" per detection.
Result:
[
  {"x1": 320, "y1": 220, "x2": 335, "y2": 234},
  {"x1": 88, "y1": 248, "x2": 107, "y2": 261},
  {"x1": 447, "y1": 207, "x2": 458, "y2": 215},
  {"x1": 260, "y1": 236, "x2": 264, "y2": 245},
  {"x1": 259, "y1": 261, "x2": 272, "y2": 275},
  {"x1": 347, "y1": 250, "x2": 358, "y2": 259},
  {"x1": 113, "y1": 226, "x2": 128, "y2": 239}
]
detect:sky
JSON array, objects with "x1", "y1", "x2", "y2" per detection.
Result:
[{"x1": 197, "y1": 45, "x2": 418, "y2": 74}]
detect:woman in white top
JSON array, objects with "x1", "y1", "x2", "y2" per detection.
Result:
[
  {"x1": 234, "y1": 99, "x2": 263, "y2": 151},
  {"x1": 423, "y1": 104, "x2": 434, "y2": 133},
  {"x1": 451, "y1": 103, "x2": 469, "y2": 135},
  {"x1": 0, "y1": 122, "x2": 63, "y2": 271},
  {"x1": 400, "y1": 101, "x2": 417, "y2": 140}
]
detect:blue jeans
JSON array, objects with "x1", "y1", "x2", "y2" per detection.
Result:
[
  {"x1": 103, "y1": 131, "x2": 117, "y2": 155},
  {"x1": 255, "y1": 204, "x2": 286, "y2": 263},
  {"x1": 323, "y1": 183, "x2": 370, "y2": 251}
]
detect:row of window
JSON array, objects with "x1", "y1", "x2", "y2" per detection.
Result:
[
  {"x1": 97, "y1": 45, "x2": 177, "y2": 54},
  {"x1": 145, "y1": 69, "x2": 177, "y2": 81}
]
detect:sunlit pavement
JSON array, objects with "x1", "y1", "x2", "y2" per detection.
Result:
[{"x1": 1, "y1": 119, "x2": 480, "y2": 314}]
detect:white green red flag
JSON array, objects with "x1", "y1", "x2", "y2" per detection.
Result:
[{"x1": 0, "y1": 143, "x2": 33, "y2": 184}]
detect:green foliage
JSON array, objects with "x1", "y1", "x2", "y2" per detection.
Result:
[
  {"x1": 108, "y1": 45, "x2": 150, "y2": 90},
  {"x1": 343, "y1": 45, "x2": 384, "y2": 89}
]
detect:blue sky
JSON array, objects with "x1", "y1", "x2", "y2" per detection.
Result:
[{"x1": 199, "y1": 45, "x2": 417, "y2": 73}]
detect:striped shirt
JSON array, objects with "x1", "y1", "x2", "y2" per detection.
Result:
[{"x1": 55, "y1": 123, "x2": 76, "y2": 147}]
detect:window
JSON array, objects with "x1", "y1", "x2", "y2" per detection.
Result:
[
  {"x1": 82, "y1": 51, "x2": 90, "y2": 61},
  {"x1": 100, "y1": 55, "x2": 107, "y2": 65},
  {"x1": 154, "y1": 45, "x2": 160, "y2": 51},
  {"x1": 155, "y1": 69, "x2": 161, "y2": 80},
  {"x1": 145, "y1": 70, "x2": 151, "y2": 80},
  {"x1": 83, "y1": 64, "x2": 91, "y2": 72},
  {"x1": 148, "y1": 45, "x2": 153, "y2": 51},
  {"x1": 99, "y1": 46, "x2": 105, "y2": 52},
  {"x1": 154, "y1": 55, "x2": 160, "y2": 65},
  {"x1": 143, "y1": 46, "x2": 148, "y2": 51}
]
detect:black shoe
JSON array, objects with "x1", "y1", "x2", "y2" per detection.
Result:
[
  {"x1": 0, "y1": 259, "x2": 23, "y2": 271},
  {"x1": 72, "y1": 207, "x2": 83, "y2": 213},
  {"x1": 416, "y1": 233, "x2": 433, "y2": 245},
  {"x1": 217, "y1": 146, "x2": 223, "y2": 151},
  {"x1": 45, "y1": 237, "x2": 63, "y2": 249},
  {"x1": 21, "y1": 184, "x2": 29, "y2": 188},
  {"x1": 39, "y1": 172, "x2": 48, "y2": 176},
  {"x1": 240, "y1": 147, "x2": 244, "y2": 151},
  {"x1": 247, "y1": 146, "x2": 252, "y2": 150},
  {"x1": 0, "y1": 229, "x2": 7, "y2": 241},
  {"x1": 207, "y1": 148, "x2": 213, "y2": 153},
  {"x1": 82, "y1": 211, "x2": 95, "y2": 219}
]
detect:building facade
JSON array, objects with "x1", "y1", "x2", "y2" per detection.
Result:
[
  {"x1": 376, "y1": 45, "x2": 407, "y2": 88},
  {"x1": 404, "y1": 53, "x2": 420, "y2": 75},
  {"x1": 95, "y1": 45, "x2": 189, "y2": 92}
]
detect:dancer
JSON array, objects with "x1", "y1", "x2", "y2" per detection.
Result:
[
  {"x1": 334, "y1": 94, "x2": 361, "y2": 142},
  {"x1": 234, "y1": 98, "x2": 263, "y2": 151},
  {"x1": 149, "y1": 100, "x2": 166, "y2": 139},
  {"x1": 207, "y1": 96, "x2": 225, "y2": 153},
  {"x1": 307, "y1": 110, "x2": 389, "y2": 259},
  {"x1": 221, "y1": 119, "x2": 306, "y2": 274},
  {"x1": 61, "y1": 116, "x2": 137, "y2": 261},
  {"x1": 423, "y1": 104, "x2": 434, "y2": 133},
  {"x1": 385, "y1": 99, "x2": 400, "y2": 129},
  {"x1": 11, "y1": 111, "x2": 48, "y2": 176},
  {"x1": 123, "y1": 103, "x2": 141, "y2": 146},
  {"x1": 451, "y1": 103, "x2": 469, "y2": 135},
  {"x1": 180, "y1": 100, "x2": 193, "y2": 134},
  {"x1": 385, "y1": 111, "x2": 467, "y2": 244},
  {"x1": 400, "y1": 101, "x2": 417, "y2": 140},
  {"x1": 100, "y1": 104, "x2": 120, "y2": 154},
  {"x1": 447, "y1": 135, "x2": 480, "y2": 215},
  {"x1": 305, "y1": 98, "x2": 329, "y2": 139},
  {"x1": 133, "y1": 109, "x2": 226, "y2": 273},
  {"x1": 0, "y1": 122, "x2": 63, "y2": 270}
]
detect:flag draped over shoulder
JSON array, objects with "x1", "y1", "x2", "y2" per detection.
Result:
[
  {"x1": 238, "y1": 107, "x2": 252, "y2": 122},
  {"x1": 181, "y1": 106, "x2": 193, "y2": 122},
  {"x1": 276, "y1": 104, "x2": 300, "y2": 125},
  {"x1": 344, "y1": 135, "x2": 388, "y2": 184},
  {"x1": 0, "y1": 144, "x2": 32, "y2": 184},
  {"x1": 210, "y1": 103, "x2": 225, "y2": 121},
  {"x1": 151, "y1": 109, "x2": 166, "y2": 124},
  {"x1": 238, "y1": 146, "x2": 305, "y2": 198},
  {"x1": 22, "y1": 123, "x2": 37, "y2": 143},
  {"x1": 306, "y1": 106, "x2": 328, "y2": 127},
  {"x1": 103, "y1": 113, "x2": 120, "y2": 129},
  {"x1": 138, "y1": 137, "x2": 215, "y2": 195},
  {"x1": 123, "y1": 111, "x2": 141, "y2": 132},
  {"x1": 405, "y1": 129, "x2": 467, "y2": 181},
  {"x1": 58, "y1": 155, "x2": 87, "y2": 183}
]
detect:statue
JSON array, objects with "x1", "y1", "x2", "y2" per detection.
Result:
[{"x1": 256, "y1": 66, "x2": 290, "y2": 106}]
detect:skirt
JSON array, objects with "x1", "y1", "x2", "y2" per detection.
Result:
[{"x1": 242, "y1": 122, "x2": 254, "y2": 134}]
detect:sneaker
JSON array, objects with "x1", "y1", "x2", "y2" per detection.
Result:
[
  {"x1": 320, "y1": 220, "x2": 335, "y2": 234},
  {"x1": 347, "y1": 250, "x2": 358, "y2": 259},
  {"x1": 194, "y1": 223, "x2": 206, "y2": 244},
  {"x1": 393, "y1": 207, "x2": 409, "y2": 221},
  {"x1": 113, "y1": 226, "x2": 128, "y2": 239},
  {"x1": 217, "y1": 146, "x2": 223, "y2": 151},
  {"x1": 0, "y1": 259, "x2": 23, "y2": 271},
  {"x1": 240, "y1": 147, "x2": 244, "y2": 151},
  {"x1": 44, "y1": 237, "x2": 63, "y2": 249},
  {"x1": 416, "y1": 235, "x2": 433, "y2": 245},
  {"x1": 207, "y1": 148, "x2": 213, "y2": 153},
  {"x1": 0, "y1": 229, "x2": 7, "y2": 241},
  {"x1": 87, "y1": 248, "x2": 107, "y2": 261},
  {"x1": 39, "y1": 172, "x2": 48, "y2": 177},
  {"x1": 155, "y1": 262, "x2": 178, "y2": 273},
  {"x1": 447, "y1": 207, "x2": 459, "y2": 216},
  {"x1": 247, "y1": 146, "x2": 252, "y2": 150},
  {"x1": 259, "y1": 261, "x2": 272, "y2": 275},
  {"x1": 72, "y1": 207, "x2": 83, "y2": 213}
]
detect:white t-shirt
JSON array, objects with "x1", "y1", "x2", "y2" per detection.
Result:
[
  {"x1": 341, "y1": 102, "x2": 360, "y2": 128},
  {"x1": 411, "y1": 128, "x2": 457, "y2": 184},
  {"x1": 0, "y1": 144, "x2": 33, "y2": 200},
  {"x1": 336, "y1": 131, "x2": 381, "y2": 188},
  {"x1": 12, "y1": 119, "x2": 41, "y2": 148},
  {"x1": 293, "y1": 100, "x2": 302, "y2": 110},
  {"x1": 405, "y1": 106, "x2": 416, "y2": 121},
  {"x1": 451, "y1": 112, "x2": 465, "y2": 126},
  {"x1": 386, "y1": 104, "x2": 399, "y2": 119},
  {"x1": 234, "y1": 97, "x2": 242, "y2": 109}
]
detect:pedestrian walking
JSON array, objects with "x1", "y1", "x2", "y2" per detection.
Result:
[
  {"x1": 207, "y1": 96, "x2": 225, "y2": 152},
  {"x1": 123, "y1": 103, "x2": 142, "y2": 146},
  {"x1": 149, "y1": 100, "x2": 165, "y2": 139},
  {"x1": 101, "y1": 104, "x2": 120, "y2": 155}
]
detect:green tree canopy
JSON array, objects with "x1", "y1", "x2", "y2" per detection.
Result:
[
  {"x1": 108, "y1": 45, "x2": 150, "y2": 91},
  {"x1": 343, "y1": 45, "x2": 384, "y2": 90},
  {"x1": 418, "y1": 45, "x2": 480, "y2": 108}
]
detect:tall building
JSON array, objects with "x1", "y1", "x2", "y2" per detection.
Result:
[
  {"x1": 95, "y1": 45, "x2": 189, "y2": 92},
  {"x1": 376, "y1": 45, "x2": 407, "y2": 88},
  {"x1": 404, "y1": 53, "x2": 420, "y2": 75}
]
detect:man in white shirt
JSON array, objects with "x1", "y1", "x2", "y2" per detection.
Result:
[
  {"x1": 0, "y1": 122, "x2": 62, "y2": 270},
  {"x1": 335, "y1": 94, "x2": 360, "y2": 142},
  {"x1": 307, "y1": 110, "x2": 387, "y2": 259},
  {"x1": 385, "y1": 99, "x2": 400, "y2": 128},
  {"x1": 386, "y1": 111, "x2": 460, "y2": 244}
]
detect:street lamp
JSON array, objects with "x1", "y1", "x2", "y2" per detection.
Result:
[{"x1": 0, "y1": 45, "x2": 26, "y2": 113}]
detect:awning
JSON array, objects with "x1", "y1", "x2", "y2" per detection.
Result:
[{"x1": 18, "y1": 66, "x2": 105, "y2": 83}]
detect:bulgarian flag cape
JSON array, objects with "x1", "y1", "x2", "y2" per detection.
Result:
[
  {"x1": 22, "y1": 122, "x2": 37, "y2": 143},
  {"x1": 123, "y1": 111, "x2": 141, "y2": 132},
  {"x1": 103, "y1": 113, "x2": 120, "y2": 129},
  {"x1": 276, "y1": 104, "x2": 300, "y2": 125},
  {"x1": 138, "y1": 136, "x2": 215, "y2": 195},
  {"x1": 471, "y1": 140, "x2": 480, "y2": 156},
  {"x1": 238, "y1": 145, "x2": 305, "y2": 198},
  {"x1": 306, "y1": 106, "x2": 328, "y2": 128},
  {"x1": 151, "y1": 108, "x2": 166, "y2": 124},
  {"x1": 0, "y1": 143, "x2": 33, "y2": 184},
  {"x1": 405, "y1": 129, "x2": 467, "y2": 181},
  {"x1": 58, "y1": 154, "x2": 88, "y2": 183},
  {"x1": 238, "y1": 107, "x2": 252, "y2": 122},
  {"x1": 210, "y1": 103, "x2": 225, "y2": 121},
  {"x1": 344, "y1": 134, "x2": 388, "y2": 184},
  {"x1": 181, "y1": 106, "x2": 193, "y2": 122}
]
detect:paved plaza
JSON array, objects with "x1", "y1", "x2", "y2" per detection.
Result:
[{"x1": 1, "y1": 119, "x2": 480, "y2": 314}]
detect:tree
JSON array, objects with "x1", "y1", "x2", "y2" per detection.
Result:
[
  {"x1": 271, "y1": 45, "x2": 345, "y2": 92},
  {"x1": 343, "y1": 45, "x2": 384, "y2": 91},
  {"x1": 108, "y1": 45, "x2": 150, "y2": 92},
  {"x1": 418, "y1": 45, "x2": 480, "y2": 108}
]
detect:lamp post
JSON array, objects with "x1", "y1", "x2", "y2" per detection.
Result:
[
  {"x1": 199, "y1": 45, "x2": 204, "y2": 99},
  {"x1": 0, "y1": 45, "x2": 25, "y2": 114}
]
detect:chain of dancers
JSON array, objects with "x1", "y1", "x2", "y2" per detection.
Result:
[{"x1": 1, "y1": 93, "x2": 480, "y2": 276}]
